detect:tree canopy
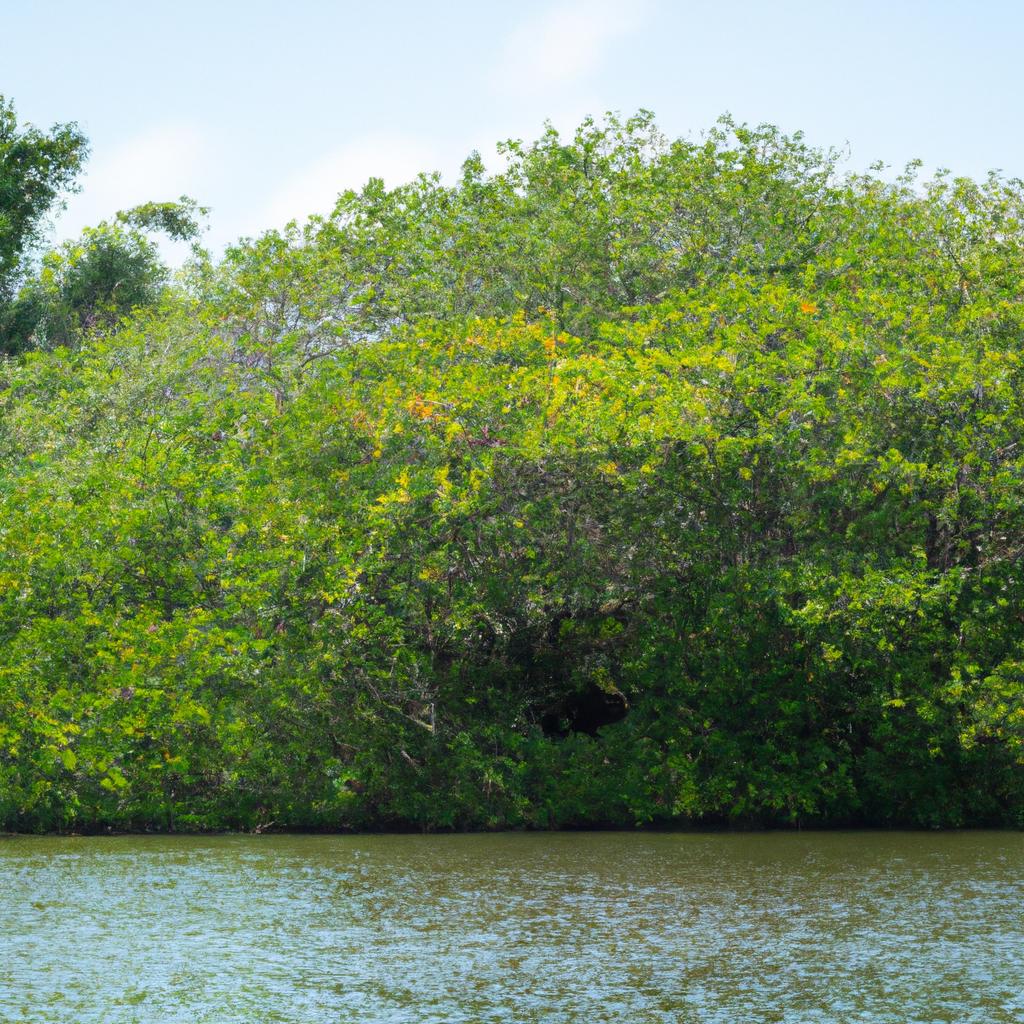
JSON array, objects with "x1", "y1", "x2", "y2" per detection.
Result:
[
  {"x1": 2, "y1": 112, "x2": 1023, "y2": 832},
  {"x1": 0, "y1": 95, "x2": 87, "y2": 307},
  {"x1": 0, "y1": 96, "x2": 206, "y2": 356},
  {"x1": 2, "y1": 197, "x2": 206, "y2": 353}
]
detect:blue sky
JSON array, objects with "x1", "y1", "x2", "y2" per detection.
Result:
[{"x1": 4, "y1": 0, "x2": 1023, "y2": 255}]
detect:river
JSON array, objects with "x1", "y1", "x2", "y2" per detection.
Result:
[{"x1": 1, "y1": 831, "x2": 1021, "y2": 1022}]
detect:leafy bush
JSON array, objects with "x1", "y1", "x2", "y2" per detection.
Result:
[{"x1": 2, "y1": 114, "x2": 1023, "y2": 830}]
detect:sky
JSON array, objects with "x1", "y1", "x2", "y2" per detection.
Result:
[{"x1": 4, "y1": 0, "x2": 1024, "y2": 257}]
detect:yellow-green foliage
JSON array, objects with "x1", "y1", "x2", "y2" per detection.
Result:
[{"x1": 2, "y1": 114, "x2": 1024, "y2": 830}]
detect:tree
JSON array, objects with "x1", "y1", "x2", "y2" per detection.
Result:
[
  {"x1": 0, "y1": 95, "x2": 87, "y2": 309},
  {"x1": 2, "y1": 197, "x2": 206, "y2": 353},
  {"x1": 3, "y1": 112, "x2": 1024, "y2": 832}
]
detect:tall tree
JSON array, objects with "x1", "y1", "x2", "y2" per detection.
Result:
[
  {"x1": 4, "y1": 197, "x2": 206, "y2": 352},
  {"x1": 0, "y1": 96, "x2": 87, "y2": 310}
]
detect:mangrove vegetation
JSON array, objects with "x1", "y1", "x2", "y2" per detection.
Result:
[{"x1": 2, "y1": 100, "x2": 1023, "y2": 831}]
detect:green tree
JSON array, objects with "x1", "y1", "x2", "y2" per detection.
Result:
[
  {"x1": 3, "y1": 112, "x2": 1024, "y2": 832},
  {"x1": 0, "y1": 95, "x2": 87, "y2": 312},
  {"x1": 2, "y1": 197, "x2": 207, "y2": 352}
]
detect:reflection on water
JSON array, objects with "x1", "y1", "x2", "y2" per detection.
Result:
[{"x1": 1, "y1": 831, "x2": 1022, "y2": 1023}]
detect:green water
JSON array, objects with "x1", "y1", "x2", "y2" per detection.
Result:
[{"x1": 1, "y1": 831, "x2": 1021, "y2": 1023}]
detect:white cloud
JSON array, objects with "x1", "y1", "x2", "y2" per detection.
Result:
[
  {"x1": 53, "y1": 122, "x2": 208, "y2": 241},
  {"x1": 490, "y1": 0, "x2": 651, "y2": 98},
  {"x1": 253, "y1": 134, "x2": 457, "y2": 236}
]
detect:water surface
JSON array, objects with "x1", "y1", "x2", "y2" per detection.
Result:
[{"x1": 1, "y1": 831, "x2": 1021, "y2": 1023}]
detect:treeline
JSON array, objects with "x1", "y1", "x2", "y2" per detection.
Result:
[{"x1": 1, "y1": 103, "x2": 1023, "y2": 831}]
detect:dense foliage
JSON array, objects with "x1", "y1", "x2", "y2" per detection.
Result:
[{"x1": 2, "y1": 112, "x2": 1023, "y2": 832}]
